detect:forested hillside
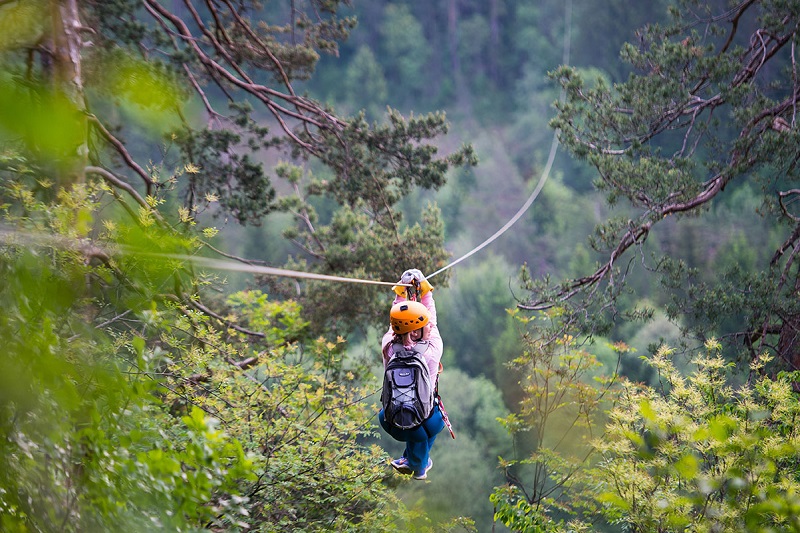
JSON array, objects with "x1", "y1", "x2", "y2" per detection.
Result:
[{"x1": 2, "y1": 1, "x2": 800, "y2": 532}]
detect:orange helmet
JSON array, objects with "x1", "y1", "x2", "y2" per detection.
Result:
[{"x1": 390, "y1": 301, "x2": 429, "y2": 334}]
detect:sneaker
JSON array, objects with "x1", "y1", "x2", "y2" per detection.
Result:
[
  {"x1": 390, "y1": 456, "x2": 412, "y2": 475},
  {"x1": 413, "y1": 458, "x2": 433, "y2": 480}
]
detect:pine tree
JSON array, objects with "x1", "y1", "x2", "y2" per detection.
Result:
[{"x1": 528, "y1": 0, "x2": 800, "y2": 370}]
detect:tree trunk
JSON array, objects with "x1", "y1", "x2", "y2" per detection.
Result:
[{"x1": 48, "y1": 0, "x2": 87, "y2": 187}]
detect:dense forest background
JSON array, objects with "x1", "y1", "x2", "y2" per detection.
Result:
[
  {"x1": 216, "y1": 1, "x2": 676, "y2": 525},
  {"x1": 215, "y1": 0, "x2": 709, "y2": 527},
  {"x1": 3, "y1": 0, "x2": 800, "y2": 531}
]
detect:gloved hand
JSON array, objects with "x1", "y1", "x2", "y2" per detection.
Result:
[
  {"x1": 400, "y1": 268, "x2": 426, "y2": 285},
  {"x1": 393, "y1": 268, "x2": 434, "y2": 298}
]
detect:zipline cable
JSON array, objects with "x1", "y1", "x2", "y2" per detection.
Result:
[
  {"x1": 0, "y1": 228, "x2": 410, "y2": 287},
  {"x1": 426, "y1": 0, "x2": 572, "y2": 281},
  {"x1": 426, "y1": 133, "x2": 558, "y2": 280},
  {"x1": 145, "y1": 253, "x2": 412, "y2": 288}
]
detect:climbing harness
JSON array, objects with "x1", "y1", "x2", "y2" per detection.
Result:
[
  {"x1": 438, "y1": 396, "x2": 456, "y2": 440},
  {"x1": 436, "y1": 362, "x2": 455, "y2": 439},
  {"x1": 406, "y1": 279, "x2": 421, "y2": 302}
]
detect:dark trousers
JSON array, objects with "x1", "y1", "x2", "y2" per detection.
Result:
[{"x1": 379, "y1": 404, "x2": 445, "y2": 475}]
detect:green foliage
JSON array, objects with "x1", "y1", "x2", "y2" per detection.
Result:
[
  {"x1": 0, "y1": 75, "x2": 86, "y2": 167},
  {"x1": 492, "y1": 337, "x2": 800, "y2": 532},
  {"x1": 1, "y1": 0, "x2": 476, "y2": 331},
  {"x1": 15, "y1": 0, "x2": 800, "y2": 531},
  {"x1": 91, "y1": 48, "x2": 187, "y2": 132},
  {"x1": 0, "y1": 181, "x2": 255, "y2": 531},
  {"x1": 0, "y1": 0, "x2": 489, "y2": 526},
  {"x1": 490, "y1": 310, "x2": 625, "y2": 531},
  {"x1": 526, "y1": 173, "x2": 605, "y2": 274},
  {"x1": 570, "y1": 0, "x2": 671, "y2": 82},
  {"x1": 490, "y1": 485, "x2": 577, "y2": 533},
  {"x1": 589, "y1": 343, "x2": 800, "y2": 531},
  {"x1": 271, "y1": 148, "x2": 475, "y2": 333},
  {"x1": 0, "y1": 164, "x2": 406, "y2": 530},
  {"x1": 161, "y1": 290, "x2": 403, "y2": 532},
  {"x1": 173, "y1": 118, "x2": 276, "y2": 225},
  {"x1": 0, "y1": 0, "x2": 47, "y2": 51},
  {"x1": 226, "y1": 289, "x2": 309, "y2": 345},
  {"x1": 437, "y1": 255, "x2": 520, "y2": 385}
]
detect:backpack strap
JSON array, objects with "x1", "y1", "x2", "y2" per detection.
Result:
[
  {"x1": 390, "y1": 341, "x2": 426, "y2": 359},
  {"x1": 389, "y1": 342, "x2": 405, "y2": 359}
]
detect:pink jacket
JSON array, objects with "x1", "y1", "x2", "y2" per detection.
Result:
[{"x1": 381, "y1": 292, "x2": 443, "y2": 381}]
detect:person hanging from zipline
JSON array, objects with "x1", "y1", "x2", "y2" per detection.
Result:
[{"x1": 379, "y1": 268, "x2": 453, "y2": 480}]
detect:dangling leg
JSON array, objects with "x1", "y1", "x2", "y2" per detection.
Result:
[
  {"x1": 380, "y1": 409, "x2": 413, "y2": 474},
  {"x1": 402, "y1": 425, "x2": 432, "y2": 476},
  {"x1": 413, "y1": 406, "x2": 445, "y2": 479}
]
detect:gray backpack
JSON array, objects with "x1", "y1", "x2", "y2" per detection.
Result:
[{"x1": 381, "y1": 342, "x2": 436, "y2": 429}]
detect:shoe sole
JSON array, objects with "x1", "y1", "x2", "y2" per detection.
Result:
[
  {"x1": 390, "y1": 461, "x2": 412, "y2": 475},
  {"x1": 413, "y1": 459, "x2": 433, "y2": 480}
]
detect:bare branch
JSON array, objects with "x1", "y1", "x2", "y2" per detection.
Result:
[
  {"x1": 719, "y1": 0, "x2": 759, "y2": 55},
  {"x1": 291, "y1": 182, "x2": 327, "y2": 255},
  {"x1": 142, "y1": 0, "x2": 345, "y2": 155},
  {"x1": 219, "y1": 0, "x2": 295, "y2": 94},
  {"x1": 86, "y1": 165, "x2": 153, "y2": 214},
  {"x1": 187, "y1": 298, "x2": 266, "y2": 339},
  {"x1": 88, "y1": 116, "x2": 154, "y2": 193},
  {"x1": 228, "y1": 356, "x2": 259, "y2": 370}
]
